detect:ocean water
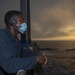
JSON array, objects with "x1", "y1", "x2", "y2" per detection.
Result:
[
  {"x1": 33, "y1": 40, "x2": 75, "y2": 75},
  {"x1": 35, "y1": 40, "x2": 75, "y2": 51}
]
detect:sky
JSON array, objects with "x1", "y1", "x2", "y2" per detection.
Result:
[
  {"x1": 30, "y1": 0, "x2": 75, "y2": 40},
  {"x1": 0, "y1": 0, "x2": 75, "y2": 40}
]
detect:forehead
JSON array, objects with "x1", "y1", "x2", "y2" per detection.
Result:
[
  {"x1": 14, "y1": 15, "x2": 24, "y2": 20},
  {"x1": 14, "y1": 16, "x2": 24, "y2": 22}
]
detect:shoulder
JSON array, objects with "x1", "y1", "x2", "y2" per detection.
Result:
[
  {"x1": 0, "y1": 29, "x2": 5, "y2": 36},
  {"x1": 0, "y1": 29, "x2": 6, "y2": 37},
  {"x1": 0, "y1": 29, "x2": 9, "y2": 41}
]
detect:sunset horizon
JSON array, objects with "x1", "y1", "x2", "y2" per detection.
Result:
[{"x1": 32, "y1": 35, "x2": 75, "y2": 41}]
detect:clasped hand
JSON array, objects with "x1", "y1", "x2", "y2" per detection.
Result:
[{"x1": 37, "y1": 53, "x2": 48, "y2": 64}]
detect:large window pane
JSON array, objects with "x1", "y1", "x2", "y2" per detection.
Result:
[{"x1": 30, "y1": 0, "x2": 75, "y2": 40}]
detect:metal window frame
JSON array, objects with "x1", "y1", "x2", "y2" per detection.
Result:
[{"x1": 20, "y1": 0, "x2": 31, "y2": 47}]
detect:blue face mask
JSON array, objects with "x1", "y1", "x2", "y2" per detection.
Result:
[{"x1": 17, "y1": 23, "x2": 27, "y2": 34}]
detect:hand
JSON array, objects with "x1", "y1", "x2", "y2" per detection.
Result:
[
  {"x1": 37, "y1": 54, "x2": 48, "y2": 64},
  {"x1": 42, "y1": 54, "x2": 48, "y2": 64}
]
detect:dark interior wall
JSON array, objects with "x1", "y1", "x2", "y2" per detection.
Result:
[{"x1": 0, "y1": 0, "x2": 20, "y2": 28}]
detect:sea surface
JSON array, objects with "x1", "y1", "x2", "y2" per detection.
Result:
[{"x1": 33, "y1": 40, "x2": 75, "y2": 75}]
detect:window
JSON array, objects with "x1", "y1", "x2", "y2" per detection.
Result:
[{"x1": 30, "y1": 0, "x2": 75, "y2": 40}]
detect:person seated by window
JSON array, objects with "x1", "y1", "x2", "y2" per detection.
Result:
[{"x1": 0, "y1": 10, "x2": 48, "y2": 75}]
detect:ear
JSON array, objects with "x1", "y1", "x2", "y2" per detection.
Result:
[{"x1": 9, "y1": 18, "x2": 17, "y2": 27}]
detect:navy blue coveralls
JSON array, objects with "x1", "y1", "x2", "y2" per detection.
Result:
[{"x1": 0, "y1": 27, "x2": 37, "y2": 75}]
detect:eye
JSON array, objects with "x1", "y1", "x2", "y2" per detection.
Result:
[{"x1": 19, "y1": 18, "x2": 24, "y2": 23}]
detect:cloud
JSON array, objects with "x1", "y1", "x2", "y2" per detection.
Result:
[{"x1": 30, "y1": 0, "x2": 75, "y2": 40}]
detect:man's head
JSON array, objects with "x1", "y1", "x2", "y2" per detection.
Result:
[
  {"x1": 4, "y1": 10, "x2": 27, "y2": 34},
  {"x1": 4, "y1": 10, "x2": 23, "y2": 27}
]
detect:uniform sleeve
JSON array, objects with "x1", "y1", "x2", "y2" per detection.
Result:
[
  {"x1": 0, "y1": 39, "x2": 37, "y2": 74},
  {"x1": 21, "y1": 49, "x2": 38, "y2": 57}
]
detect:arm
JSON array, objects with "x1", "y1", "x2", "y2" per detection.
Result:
[
  {"x1": 21, "y1": 48, "x2": 48, "y2": 64},
  {"x1": 0, "y1": 39, "x2": 37, "y2": 74},
  {"x1": 21, "y1": 49, "x2": 38, "y2": 57}
]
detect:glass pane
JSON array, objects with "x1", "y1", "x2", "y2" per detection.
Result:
[{"x1": 30, "y1": 0, "x2": 75, "y2": 41}]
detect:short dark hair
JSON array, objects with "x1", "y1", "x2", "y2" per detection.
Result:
[{"x1": 4, "y1": 10, "x2": 23, "y2": 27}]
